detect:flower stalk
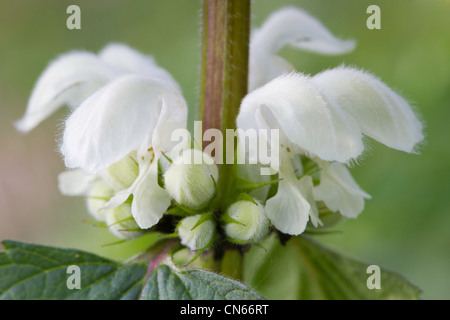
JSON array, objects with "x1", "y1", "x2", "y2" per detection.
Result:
[{"x1": 199, "y1": 0, "x2": 251, "y2": 207}]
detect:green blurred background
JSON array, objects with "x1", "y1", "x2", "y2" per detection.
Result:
[{"x1": 0, "y1": 0, "x2": 449, "y2": 299}]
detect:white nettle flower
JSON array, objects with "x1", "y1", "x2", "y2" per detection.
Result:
[
  {"x1": 15, "y1": 43, "x2": 179, "y2": 133},
  {"x1": 85, "y1": 180, "x2": 114, "y2": 221},
  {"x1": 17, "y1": 43, "x2": 189, "y2": 233},
  {"x1": 106, "y1": 202, "x2": 145, "y2": 239},
  {"x1": 177, "y1": 214, "x2": 216, "y2": 251},
  {"x1": 237, "y1": 67, "x2": 423, "y2": 235},
  {"x1": 224, "y1": 199, "x2": 270, "y2": 244},
  {"x1": 60, "y1": 74, "x2": 188, "y2": 229},
  {"x1": 313, "y1": 161, "x2": 371, "y2": 219},
  {"x1": 57, "y1": 169, "x2": 112, "y2": 221},
  {"x1": 164, "y1": 149, "x2": 219, "y2": 210},
  {"x1": 249, "y1": 7, "x2": 355, "y2": 91}
]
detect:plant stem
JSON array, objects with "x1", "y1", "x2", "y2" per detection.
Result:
[{"x1": 199, "y1": 0, "x2": 251, "y2": 208}]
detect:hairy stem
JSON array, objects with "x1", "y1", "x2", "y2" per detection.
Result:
[{"x1": 199, "y1": 0, "x2": 251, "y2": 208}]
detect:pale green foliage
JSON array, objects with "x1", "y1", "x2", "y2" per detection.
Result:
[{"x1": 244, "y1": 235, "x2": 421, "y2": 300}]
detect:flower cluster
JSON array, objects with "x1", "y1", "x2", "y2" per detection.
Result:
[{"x1": 16, "y1": 8, "x2": 423, "y2": 253}]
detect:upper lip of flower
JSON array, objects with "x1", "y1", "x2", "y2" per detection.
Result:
[
  {"x1": 61, "y1": 74, "x2": 187, "y2": 174},
  {"x1": 249, "y1": 7, "x2": 356, "y2": 91},
  {"x1": 14, "y1": 43, "x2": 181, "y2": 133}
]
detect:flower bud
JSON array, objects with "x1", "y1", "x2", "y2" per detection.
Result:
[
  {"x1": 178, "y1": 213, "x2": 216, "y2": 251},
  {"x1": 164, "y1": 149, "x2": 218, "y2": 210},
  {"x1": 224, "y1": 199, "x2": 269, "y2": 244},
  {"x1": 101, "y1": 151, "x2": 139, "y2": 190},
  {"x1": 106, "y1": 202, "x2": 144, "y2": 239},
  {"x1": 86, "y1": 180, "x2": 114, "y2": 221}
]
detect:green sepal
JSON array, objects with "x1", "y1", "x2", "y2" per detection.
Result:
[
  {"x1": 303, "y1": 228, "x2": 343, "y2": 236},
  {"x1": 171, "y1": 199, "x2": 205, "y2": 215},
  {"x1": 221, "y1": 211, "x2": 246, "y2": 227},
  {"x1": 118, "y1": 227, "x2": 145, "y2": 232},
  {"x1": 183, "y1": 250, "x2": 204, "y2": 267},
  {"x1": 81, "y1": 219, "x2": 108, "y2": 228},
  {"x1": 161, "y1": 151, "x2": 173, "y2": 164},
  {"x1": 191, "y1": 211, "x2": 214, "y2": 231},
  {"x1": 158, "y1": 232, "x2": 180, "y2": 239},
  {"x1": 157, "y1": 158, "x2": 165, "y2": 188},
  {"x1": 234, "y1": 175, "x2": 280, "y2": 194},
  {"x1": 165, "y1": 206, "x2": 190, "y2": 217},
  {"x1": 106, "y1": 215, "x2": 134, "y2": 228},
  {"x1": 100, "y1": 239, "x2": 128, "y2": 247}
]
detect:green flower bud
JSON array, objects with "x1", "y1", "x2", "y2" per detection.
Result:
[
  {"x1": 164, "y1": 149, "x2": 218, "y2": 210},
  {"x1": 178, "y1": 213, "x2": 216, "y2": 251},
  {"x1": 86, "y1": 180, "x2": 114, "y2": 221},
  {"x1": 224, "y1": 199, "x2": 269, "y2": 244},
  {"x1": 106, "y1": 202, "x2": 144, "y2": 239},
  {"x1": 102, "y1": 152, "x2": 139, "y2": 190}
]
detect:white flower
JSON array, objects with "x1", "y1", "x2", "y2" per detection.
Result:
[
  {"x1": 249, "y1": 7, "x2": 355, "y2": 91},
  {"x1": 57, "y1": 169, "x2": 112, "y2": 221},
  {"x1": 164, "y1": 149, "x2": 219, "y2": 210},
  {"x1": 236, "y1": 6, "x2": 362, "y2": 234},
  {"x1": 17, "y1": 43, "x2": 189, "y2": 232},
  {"x1": 85, "y1": 181, "x2": 114, "y2": 222},
  {"x1": 106, "y1": 202, "x2": 145, "y2": 239},
  {"x1": 61, "y1": 74, "x2": 188, "y2": 229},
  {"x1": 240, "y1": 8, "x2": 424, "y2": 235},
  {"x1": 224, "y1": 199, "x2": 269, "y2": 244},
  {"x1": 237, "y1": 68, "x2": 423, "y2": 235},
  {"x1": 177, "y1": 213, "x2": 216, "y2": 251},
  {"x1": 313, "y1": 161, "x2": 371, "y2": 219},
  {"x1": 57, "y1": 169, "x2": 97, "y2": 197},
  {"x1": 15, "y1": 43, "x2": 179, "y2": 133}
]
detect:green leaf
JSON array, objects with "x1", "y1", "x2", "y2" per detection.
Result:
[
  {"x1": 140, "y1": 265, "x2": 264, "y2": 300},
  {"x1": 0, "y1": 240, "x2": 146, "y2": 300},
  {"x1": 0, "y1": 240, "x2": 264, "y2": 300},
  {"x1": 243, "y1": 235, "x2": 421, "y2": 300}
]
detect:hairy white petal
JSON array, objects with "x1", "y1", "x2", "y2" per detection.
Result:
[
  {"x1": 313, "y1": 162, "x2": 371, "y2": 218},
  {"x1": 131, "y1": 160, "x2": 171, "y2": 229},
  {"x1": 99, "y1": 43, "x2": 181, "y2": 92},
  {"x1": 238, "y1": 73, "x2": 363, "y2": 163},
  {"x1": 62, "y1": 75, "x2": 187, "y2": 173},
  {"x1": 253, "y1": 7, "x2": 356, "y2": 55},
  {"x1": 57, "y1": 169, "x2": 97, "y2": 196},
  {"x1": 102, "y1": 189, "x2": 132, "y2": 211},
  {"x1": 265, "y1": 176, "x2": 311, "y2": 235},
  {"x1": 240, "y1": 67, "x2": 424, "y2": 164},
  {"x1": 103, "y1": 159, "x2": 170, "y2": 229},
  {"x1": 265, "y1": 151, "x2": 313, "y2": 235},
  {"x1": 297, "y1": 175, "x2": 322, "y2": 228},
  {"x1": 15, "y1": 52, "x2": 119, "y2": 133},
  {"x1": 249, "y1": 7, "x2": 355, "y2": 90},
  {"x1": 152, "y1": 97, "x2": 189, "y2": 156},
  {"x1": 312, "y1": 67, "x2": 424, "y2": 153},
  {"x1": 249, "y1": 52, "x2": 295, "y2": 91}
]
